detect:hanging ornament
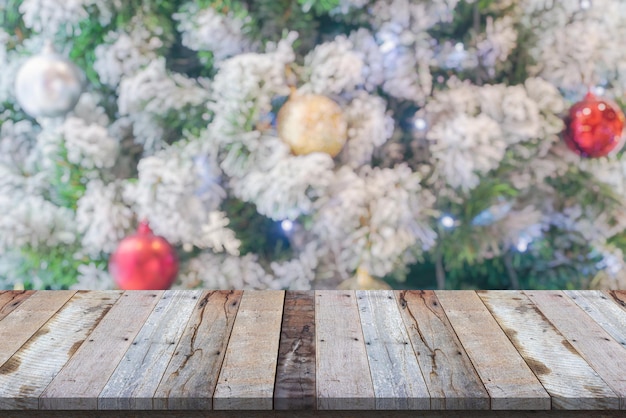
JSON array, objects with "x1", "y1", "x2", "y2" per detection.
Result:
[
  {"x1": 276, "y1": 94, "x2": 348, "y2": 157},
  {"x1": 563, "y1": 92, "x2": 625, "y2": 158},
  {"x1": 109, "y1": 221, "x2": 179, "y2": 290},
  {"x1": 337, "y1": 267, "x2": 392, "y2": 290},
  {"x1": 14, "y1": 41, "x2": 84, "y2": 119}
]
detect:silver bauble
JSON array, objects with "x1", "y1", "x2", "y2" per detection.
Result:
[{"x1": 14, "y1": 41, "x2": 85, "y2": 118}]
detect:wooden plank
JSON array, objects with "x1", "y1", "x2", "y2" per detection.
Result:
[
  {"x1": 397, "y1": 291, "x2": 488, "y2": 410},
  {"x1": 213, "y1": 291, "x2": 285, "y2": 410},
  {"x1": 8, "y1": 411, "x2": 626, "y2": 418},
  {"x1": 0, "y1": 290, "x2": 76, "y2": 369},
  {"x1": 610, "y1": 290, "x2": 626, "y2": 313},
  {"x1": 98, "y1": 290, "x2": 202, "y2": 410},
  {"x1": 479, "y1": 290, "x2": 618, "y2": 410},
  {"x1": 526, "y1": 290, "x2": 626, "y2": 409},
  {"x1": 0, "y1": 290, "x2": 121, "y2": 409},
  {"x1": 153, "y1": 290, "x2": 242, "y2": 410},
  {"x1": 315, "y1": 290, "x2": 375, "y2": 410},
  {"x1": 435, "y1": 291, "x2": 550, "y2": 410},
  {"x1": 274, "y1": 291, "x2": 316, "y2": 410},
  {"x1": 565, "y1": 291, "x2": 626, "y2": 348},
  {"x1": 0, "y1": 290, "x2": 35, "y2": 321},
  {"x1": 357, "y1": 290, "x2": 430, "y2": 410},
  {"x1": 40, "y1": 291, "x2": 164, "y2": 410}
]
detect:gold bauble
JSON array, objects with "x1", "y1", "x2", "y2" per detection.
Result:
[
  {"x1": 337, "y1": 267, "x2": 392, "y2": 290},
  {"x1": 276, "y1": 94, "x2": 348, "y2": 157}
]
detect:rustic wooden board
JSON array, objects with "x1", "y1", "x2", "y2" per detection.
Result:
[
  {"x1": 315, "y1": 290, "x2": 375, "y2": 410},
  {"x1": 0, "y1": 290, "x2": 35, "y2": 321},
  {"x1": 357, "y1": 290, "x2": 430, "y2": 410},
  {"x1": 153, "y1": 290, "x2": 242, "y2": 410},
  {"x1": 98, "y1": 290, "x2": 202, "y2": 410},
  {"x1": 213, "y1": 291, "x2": 285, "y2": 410},
  {"x1": 0, "y1": 291, "x2": 121, "y2": 409},
  {"x1": 0, "y1": 290, "x2": 76, "y2": 369},
  {"x1": 609, "y1": 290, "x2": 626, "y2": 313},
  {"x1": 525, "y1": 290, "x2": 626, "y2": 409},
  {"x1": 40, "y1": 291, "x2": 164, "y2": 410},
  {"x1": 397, "y1": 291, "x2": 488, "y2": 410},
  {"x1": 9, "y1": 411, "x2": 626, "y2": 418},
  {"x1": 435, "y1": 291, "x2": 550, "y2": 410},
  {"x1": 274, "y1": 291, "x2": 316, "y2": 410},
  {"x1": 479, "y1": 290, "x2": 618, "y2": 410},
  {"x1": 1, "y1": 289, "x2": 626, "y2": 412},
  {"x1": 565, "y1": 291, "x2": 626, "y2": 348}
]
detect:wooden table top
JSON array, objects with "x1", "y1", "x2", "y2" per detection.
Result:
[{"x1": 0, "y1": 290, "x2": 625, "y2": 412}]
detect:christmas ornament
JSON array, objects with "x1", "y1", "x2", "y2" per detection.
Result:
[
  {"x1": 14, "y1": 41, "x2": 84, "y2": 118},
  {"x1": 563, "y1": 92, "x2": 625, "y2": 158},
  {"x1": 337, "y1": 267, "x2": 391, "y2": 290},
  {"x1": 109, "y1": 221, "x2": 179, "y2": 290},
  {"x1": 276, "y1": 94, "x2": 348, "y2": 157}
]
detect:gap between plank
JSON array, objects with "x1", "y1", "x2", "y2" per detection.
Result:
[
  {"x1": 270, "y1": 290, "x2": 287, "y2": 410},
  {"x1": 430, "y1": 291, "x2": 490, "y2": 410},
  {"x1": 474, "y1": 290, "x2": 553, "y2": 409}
]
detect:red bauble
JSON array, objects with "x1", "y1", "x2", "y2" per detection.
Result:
[
  {"x1": 563, "y1": 92, "x2": 625, "y2": 158},
  {"x1": 109, "y1": 221, "x2": 179, "y2": 290}
]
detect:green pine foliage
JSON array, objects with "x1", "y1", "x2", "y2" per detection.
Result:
[{"x1": 2, "y1": 0, "x2": 624, "y2": 290}]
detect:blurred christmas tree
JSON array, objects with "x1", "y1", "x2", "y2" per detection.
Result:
[{"x1": 1, "y1": 0, "x2": 626, "y2": 290}]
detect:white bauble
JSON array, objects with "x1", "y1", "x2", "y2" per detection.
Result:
[{"x1": 15, "y1": 41, "x2": 84, "y2": 118}]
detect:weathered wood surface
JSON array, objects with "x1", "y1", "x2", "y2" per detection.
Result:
[
  {"x1": 0, "y1": 291, "x2": 121, "y2": 409},
  {"x1": 565, "y1": 290, "x2": 626, "y2": 348},
  {"x1": 213, "y1": 291, "x2": 284, "y2": 410},
  {"x1": 1, "y1": 290, "x2": 626, "y2": 411},
  {"x1": 396, "y1": 290, "x2": 488, "y2": 410},
  {"x1": 357, "y1": 290, "x2": 429, "y2": 410},
  {"x1": 526, "y1": 291, "x2": 626, "y2": 409},
  {"x1": 7, "y1": 410, "x2": 626, "y2": 418},
  {"x1": 0, "y1": 291, "x2": 76, "y2": 369},
  {"x1": 154, "y1": 290, "x2": 242, "y2": 410},
  {"x1": 609, "y1": 290, "x2": 626, "y2": 312},
  {"x1": 274, "y1": 291, "x2": 316, "y2": 410},
  {"x1": 98, "y1": 290, "x2": 203, "y2": 410},
  {"x1": 435, "y1": 291, "x2": 550, "y2": 410},
  {"x1": 0, "y1": 290, "x2": 35, "y2": 321},
  {"x1": 479, "y1": 290, "x2": 619, "y2": 410},
  {"x1": 40, "y1": 291, "x2": 164, "y2": 410},
  {"x1": 316, "y1": 290, "x2": 375, "y2": 410}
]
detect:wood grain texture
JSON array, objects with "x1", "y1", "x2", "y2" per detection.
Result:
[
  {"x1": 565, "y1": 291, "x2": 626, "y2": 348},
  {"x1": 2, "y1": 290, "x2": 626, "y2": 412},
  {"x1": 213, "y1": 291, "x2": 285, "y2": 410},
  {"x1": 357, "y1": 290, "x2": 430, "y2": 410},
  {"x1": 315, "y1": 290, "x2": 375, "y2": 410},
  {"x1": 0, "y1": 291, "x2": 35, "y2": 321},
  {"x1": 0, "y1": 290, "x2": 76, "y2": 369},
  {"x1": 98, "y1": 290, "x2": 203, "y2": 410},
  {"x1": 479, "y1": 290, "x2": 618, "y2": 410},
  {"x1": 153, "y1": 290, "x2": 242, "y2": 410},
  {"x1": 274, "y1": 291, "x2": 316, "y2": 410},
  {"x1": 8, "y1": 411, "x2": 626, "y2": 418},
  {"x1": 609, "y1": 290, "x2": 626, "y2": 313},
  {"x1": 0, "y1": 290, "x2": 121, "y2": 409},
  {"x1": 40, "y1": 291, "x2": 164, "y2": 410},
  {"x1": 435, "y1": 291, "x2": 550, "y2": 410},
  {"x1": 526, "y1": 290, "x2": 626, "y2": 410},
  {"x1": 396, "y1": 291, "x2": 488, "y2": 410}
]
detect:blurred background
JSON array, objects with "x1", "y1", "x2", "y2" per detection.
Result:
[{"x1": 1, "y1": 0, "x2": 626, "y2": 291}]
